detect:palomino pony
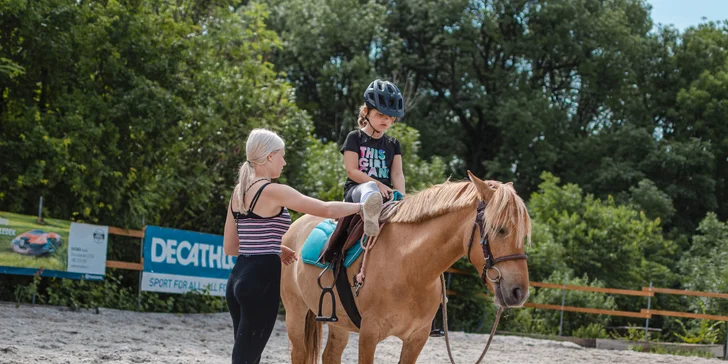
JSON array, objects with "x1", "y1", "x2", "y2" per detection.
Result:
[{"x1": 280, "y1": 172, "x2": 531, "y2": 363}]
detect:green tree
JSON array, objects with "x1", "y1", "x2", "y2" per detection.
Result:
[
  {"x1": 679, "y1": 213, "x2": 728, "y2": 316},
  {"x1": 528, "y1": 173, "x2": 678, "y2": 303},
  {"x1": 0, "y1": 1, "x2": 310, "y2": 236},
  {"x1": 502, "y1": 271, "x2": 618, "y2": 336},
  {"x1": 526, "y1": 220, "x2": 569, "y2": 284},
  {"x1": 264, "y1": 0, "x2": 386, "y2": 142},
  {"x1": 262, "y1": 0, "x2": 728, "y2": 236}
]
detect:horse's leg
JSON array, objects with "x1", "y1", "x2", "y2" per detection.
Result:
[
  {"x1": 283, "y1": 302, "x2": 310, "y2": 363},
  {"x1": 282, "y1": 271, "x2": 321, "y2": 364},
  {"x1": 397, "y1": 326, "x2": 430, "y2": 364},
  {"x1": 321, "y1": 325, "x2": 350, "y2": 364},
  {"x1": 357, "y1": 323, "x2": 384, "y2": 364}
]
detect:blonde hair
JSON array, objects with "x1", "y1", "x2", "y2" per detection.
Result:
[
  {"x1": 357, "y1": 104, "x2": 370, "y2": 128},
  {"x1": 357, "y1": 104, "x2": 397, "y2": 129},
  {"x1": 235, "y1": 129, "x2": 285, "y2": 212}
]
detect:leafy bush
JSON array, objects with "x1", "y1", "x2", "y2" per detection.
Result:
[{"x1": 572, "y1": 323, "x2": 609, "y2": 339}]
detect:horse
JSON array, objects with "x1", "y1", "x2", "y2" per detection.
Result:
[{"x1": 280, "y1": 171, "x2": 531, "y2": 363}]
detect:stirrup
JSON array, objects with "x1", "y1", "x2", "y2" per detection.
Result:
[
  {"x1": 315, "y1": 260, "x2": 338, "y2": 322},
  {"x1": 316, "y1": 287, "x2": 338, "y2": 322}
]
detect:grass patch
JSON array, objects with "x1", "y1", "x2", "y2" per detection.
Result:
[{"x1": 629, "y1": 344, "x2": 717, "y2": 359}]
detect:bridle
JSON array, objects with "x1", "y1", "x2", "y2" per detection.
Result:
[
  {"x1": 440, "y1": 196, "x2": 530, "y2": 364},
  {"x1": 466, "y1": 200, "x2": 528, "y2": 305}
]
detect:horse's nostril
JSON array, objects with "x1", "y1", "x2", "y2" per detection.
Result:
[{"x1": 512, "y1": 287, "x2": 523, "y2": 301}]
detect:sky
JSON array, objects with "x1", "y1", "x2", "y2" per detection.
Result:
[{"x1": 649, "y1": 0, "x2": 728, "y2": 31}]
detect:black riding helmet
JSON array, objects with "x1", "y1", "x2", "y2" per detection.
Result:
[{"x1": 363, "y1": 79, "x2": 405, "y2": 118}]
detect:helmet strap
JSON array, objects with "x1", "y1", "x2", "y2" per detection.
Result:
[{"x1": 365, "y1": 115, "x2": 382, "y2": 135}]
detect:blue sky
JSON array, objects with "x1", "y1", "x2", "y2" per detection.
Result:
[{"x1": 649, "y1": 0, "x2": 727, "y2": 30}]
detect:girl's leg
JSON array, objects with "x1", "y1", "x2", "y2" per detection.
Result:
[
  {"x1": 350, "y1": 181, "x2": 380, "y2": 203},
  {"x1": 351, "y1": 182, "x2": 383, "y2": 236}
]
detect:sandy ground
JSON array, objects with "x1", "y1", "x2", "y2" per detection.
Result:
[{"x1": 0, "y1": 303, "x2": 718, "y2": 363}]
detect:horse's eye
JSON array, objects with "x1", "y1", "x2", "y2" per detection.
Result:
[{"x1": 498, "y1": 228, "x2": 507, "y2": 235}]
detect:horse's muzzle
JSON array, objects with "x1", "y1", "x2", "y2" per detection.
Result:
[{"x1": 498, "y1": 281, "x2": 529, "y2": 307}]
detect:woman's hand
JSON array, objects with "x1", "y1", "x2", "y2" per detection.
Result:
[
  {"x1": 280, "y1": 246, "x2": 298, "y2": 266},
  {"x1": 376, "y1": 181, "x2": 393, "y2": 200}
]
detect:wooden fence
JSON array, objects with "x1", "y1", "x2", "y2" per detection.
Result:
[
  {"x1": 95, "y1": 227, "x2": 728, "y2": 359},
  {"x1": 106, "y1": 226, "x2": 728, "y2": 323},
  {"x1": 444, "y1": 268, "x2": 728, "y2": 322}
]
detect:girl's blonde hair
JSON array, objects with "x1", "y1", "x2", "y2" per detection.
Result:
[
  {"x1": 357, "y1": 104, "x2": 370, "y2": 128},
  {"x1": 235, "y1": 129, "x2": 285, "y2": 212},
  {"x1": 357, "y1": 104, "x2": 397, "y2": 129}
]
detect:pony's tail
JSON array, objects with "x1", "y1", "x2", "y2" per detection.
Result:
[{"x1": 304, "y1": 310, "x2": 321, "y2": 363}]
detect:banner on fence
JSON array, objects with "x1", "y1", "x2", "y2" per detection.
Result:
[
  {"x1": 141, "y1": 226, "x2": 235, "y2": 297},
  {"x1": 0, "y1": 211, "x2": 108, "y2": 280}
]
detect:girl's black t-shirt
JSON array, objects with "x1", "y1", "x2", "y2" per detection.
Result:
[{"x1": 340, "y1": 130, "x2": 402, "y2": 199}]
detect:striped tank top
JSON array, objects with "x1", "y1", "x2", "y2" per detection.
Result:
[{"x1": 231, "y1": 183, "x2": 291, "y2": 256}]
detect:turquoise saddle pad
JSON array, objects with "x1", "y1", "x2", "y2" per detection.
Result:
[
  {"x1": 301, "y1": 219, "x2": 363, "y2": 269},
  {"x1": 300, "y1": 191, "x2": 403, "y2": 269}
]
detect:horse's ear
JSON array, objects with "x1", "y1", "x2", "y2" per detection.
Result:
[
  {"x1": 506, "y1": 182, "x2": 513, "y2": 187},
  {"x1": 467, "y1": 170, "x2": 495, "y2": 201}
]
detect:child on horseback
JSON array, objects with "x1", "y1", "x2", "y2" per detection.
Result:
[
  {"x1": 341, "y1": 79, "x2": 406, "y2": 237},
  {"x1": 341, "y1": 80, "x2": 445, "y2": 337}
]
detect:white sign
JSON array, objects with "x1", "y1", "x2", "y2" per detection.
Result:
[
  {"x1": 67, "y1": 223, "x2": 109, "y2": 276},
  {"x1": 141, "y1": 272, "x2": 228, "y2": 296}
]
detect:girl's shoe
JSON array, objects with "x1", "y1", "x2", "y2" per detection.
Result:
[{"x1": 361, "y1": 193, "x2": 383, "y2": 237}]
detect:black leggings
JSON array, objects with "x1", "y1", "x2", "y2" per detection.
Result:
[{"x1": 226, "y1": 254, "x2": 281, "y2": 364}]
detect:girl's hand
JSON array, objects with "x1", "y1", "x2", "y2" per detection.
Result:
[
  {"x1": 376, "y1": 181, "x2": 393, "y2": 200},
  {"x1": 280, "y1": 246, "x2": 298, "y2": 266}
]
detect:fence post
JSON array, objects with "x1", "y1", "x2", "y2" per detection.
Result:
[
  {"x1": 644, "y1": 281, "x2": 653, "y2": 342},
  {"x1": 137, "y1": 217, "x2": 145, "y2": 310},
  {"x1": 37, "y1": 196, "x2": 44, "y2": 224},
  {"x1": 558, "y1": 277, "x2": 566, "y2": 336},
  {"x1": 33, "y1": 196, "x2": 43, "y2": 304}
]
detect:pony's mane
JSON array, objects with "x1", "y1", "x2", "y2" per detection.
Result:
[
  {"x1": 389, "y1": 180, "x2": 532, "y2": 247},
  {"x1": 389, "y1": 181, "x2": 479, "y2": 223}
]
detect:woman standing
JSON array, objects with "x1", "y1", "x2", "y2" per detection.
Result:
[{"x1": 223, "y1": 129, "x2": 362, "y2": 364}]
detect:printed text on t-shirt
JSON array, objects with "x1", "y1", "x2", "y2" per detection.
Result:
[{"x1": 359, "y1": 146, "x2": 389, "y2": 178}]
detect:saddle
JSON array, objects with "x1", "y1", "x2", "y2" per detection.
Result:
[
  {"x1": 319, "y1": 214, "x2": 363, "y2": 263},
  {"x1": 319, "y1": 195, "x2": 401, "y2": 263}
]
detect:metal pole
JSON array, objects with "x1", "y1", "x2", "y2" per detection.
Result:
[
  {"x1": 37, "y1": 196, "x2": 43, "y2": 223},
  {"x1": 559, "y1": 277, "x2": 566, "y2": 336},
  {"x1": 137, "y1": 217, "x2": 145, "y2": 310},
  {"x1": 644, "y1": 282, "x2": 652, "y2": 342},
  {"x1": 32, "y1": 272, "x2": 38, "y2": 304}
]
